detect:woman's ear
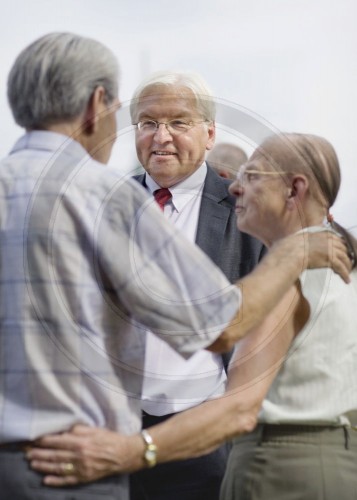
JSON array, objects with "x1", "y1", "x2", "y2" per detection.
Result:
[{"x1": 286, "y1": 175, "x2": 309, "y2": 208}]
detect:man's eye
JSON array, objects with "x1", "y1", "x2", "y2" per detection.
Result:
[
  {"x1": 170, "y1": 120, "x2": 190, "y2": 130},
  {"x1": 141, "y1": 120, "x2": 156, "y2": 128}
]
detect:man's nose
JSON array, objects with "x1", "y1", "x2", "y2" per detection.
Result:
[{"x1": 153, "y1": 123, "x2": 173, "y2": 142}]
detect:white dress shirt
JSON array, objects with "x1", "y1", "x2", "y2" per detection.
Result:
[{"x1": 142, "y1": 164, "x2": 228, "y2": 415}]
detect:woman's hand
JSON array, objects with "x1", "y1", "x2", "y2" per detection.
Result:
[{"x1": 26, "y1": 425, "x2": 144, "y2": 487}]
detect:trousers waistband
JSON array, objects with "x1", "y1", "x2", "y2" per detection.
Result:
[
  {"x1": 261, "y1": 423, "x2": 350, "y2": 436},
  {"x1": 142, "y1": 411, "x2": 176, "y2": 428},
  {"x1": 0, "y1": 441, "x2": 33, "y2": 452},
  {"x1": 234, "y1": 423, "x2": 356, "y2": 450}
]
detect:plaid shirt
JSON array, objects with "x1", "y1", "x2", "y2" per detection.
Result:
[{"x1": 0, "y1": 131, "x2": 240, "y2": 441}]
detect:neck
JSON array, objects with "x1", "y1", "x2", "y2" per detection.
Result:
[
  {"x1": 261, "y1": 212, "x2": 326, "y2": 249},
  {"x1": 43, "y1": 120, "x2": 82, "y2": 138}
]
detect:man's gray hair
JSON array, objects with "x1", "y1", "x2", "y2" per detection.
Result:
[
  {"x1": 7, "y1": 32, "x2": 119, "y2": 129},
  {"x1": 130, "y1": 71, "x2": 216, "y2": 123}
]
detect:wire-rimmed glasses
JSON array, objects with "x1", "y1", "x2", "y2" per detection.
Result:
[{"x1": 135, "y1": 119, "x2": 208, "y2": 135}]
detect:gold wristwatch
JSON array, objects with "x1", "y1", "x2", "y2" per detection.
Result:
[{"x1": 141, "y1": 429, "x2": 157, "y2": 468}]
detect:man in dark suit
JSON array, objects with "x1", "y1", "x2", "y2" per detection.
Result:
[{"x1": 129, "y1": 71, "x2": 265, "y2": 500}]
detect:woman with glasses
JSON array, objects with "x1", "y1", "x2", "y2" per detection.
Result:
[{"x1": 220, "y1": 132, "x2": 357, "y2": 500}]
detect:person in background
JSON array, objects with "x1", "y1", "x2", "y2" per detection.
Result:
[
  {"x1": 129, "y1": 71, "x2": 264, "y2": 500},
  {"x1": 207, "y1": 142, "x2": 248, "y2": 180}
]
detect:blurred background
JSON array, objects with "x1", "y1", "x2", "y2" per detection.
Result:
[{"x1": 1, "y1": 0, "x2": 356, "y2": 233}]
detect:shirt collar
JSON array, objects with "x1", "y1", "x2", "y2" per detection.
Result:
[
  {"x1": 10, "y1": 130, "x2": 92, "y2": 163},
  {"x1": 145, "y1": 163, "x2": 207, "y2": 212}
]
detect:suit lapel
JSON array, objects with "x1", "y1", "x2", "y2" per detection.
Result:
[
  {"x1": 134, "y1": 169, "x2": 232, "y2": 266},
  {"x1": 195, "y1": 166, "x2": 231, "y2": 264}
]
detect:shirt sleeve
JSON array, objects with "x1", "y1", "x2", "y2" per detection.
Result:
[{"x1": 95, "y1": 178, "x2": 241, "y2": 356}]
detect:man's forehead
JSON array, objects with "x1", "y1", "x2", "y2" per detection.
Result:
[
  {"x1": 140, "y1": 84, "x2": 194, "y2": 99},
  {"x1": 137, "y1": 86, "x2": 197, "y2": 110}
]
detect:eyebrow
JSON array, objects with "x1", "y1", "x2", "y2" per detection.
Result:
[{"x1": 137, "y1": 109, "x2": 198, "y2": 119}]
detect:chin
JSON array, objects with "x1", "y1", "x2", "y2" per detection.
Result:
[
  {"x1": 237, "y1": 220, "x2": 259, "y2": 238},
  {"x1": 149, "y1": 162, "x2": 174, "y2": 179},
  {"x1": 237, "y1": 217, "x2": 249, "y2": 232}
]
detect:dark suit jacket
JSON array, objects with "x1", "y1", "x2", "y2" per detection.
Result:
[{"x1": 134, "y1": 164, "x2": 265, "y2": 283}]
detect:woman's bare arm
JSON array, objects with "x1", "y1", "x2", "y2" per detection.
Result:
[{"x1": 27, "y1": 283, "x2": 309, "y2": 485}]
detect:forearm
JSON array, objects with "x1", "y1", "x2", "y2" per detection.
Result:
[
  {"x1": 124, "y1": 376, "x2": 265, "y2": 469},
  {"x1": 26, "y1": 287, "x2": 305, "y2": 485},
  {"x1": 209, "y1": 230, "x2": 349, "y2": 352},
  {"x1": 146, "y1": 284, "x2": 305, "y2": 465},
  {"x1": 147, "y1": 393, "x2": 257, "y2": 464}
]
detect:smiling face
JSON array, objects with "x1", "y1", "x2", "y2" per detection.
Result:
[{"x1": 134, "y1": 85, "x2": 215, "y2": 187}]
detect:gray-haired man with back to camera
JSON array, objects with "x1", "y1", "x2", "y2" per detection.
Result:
[{"x1": 0, "y1": 32, "x2": 351, "y2": 500}]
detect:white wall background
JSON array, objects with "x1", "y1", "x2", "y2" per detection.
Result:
[{"x1": 1, "y1": 0, "x2": 356, "y2": 233}]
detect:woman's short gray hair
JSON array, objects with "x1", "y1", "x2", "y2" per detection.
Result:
[
  {"x1": 7, "y1": 32, "x2": 119, "y2": 129},
  {"x1": 130, "y1": 70, "x2": 216, "y2": 123}
]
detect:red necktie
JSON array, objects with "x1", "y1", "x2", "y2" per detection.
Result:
[{"x1": 154, "y1": 188, "x2": 172, "y2": 211}]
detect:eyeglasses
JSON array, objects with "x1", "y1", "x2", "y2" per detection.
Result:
[
  {"x1": 236, "y1": 168, "x2": 289, "y2": 185},
  {"x1": 135, "y1": 119, "x2": 208, "y2": 135}
]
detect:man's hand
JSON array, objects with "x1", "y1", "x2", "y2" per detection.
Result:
[
  {"x1": 208, "y1": 229, "x2": 352, "y2": 353},
  {"x1": 26, "y1": 425, "x2": 143, "y2": 486},
  {"x1": 306, "y1": 231, "x2": 352, "y2": 282},
  {"x1": 271, "y1": 230, "x2": 352, "y2": 283}
]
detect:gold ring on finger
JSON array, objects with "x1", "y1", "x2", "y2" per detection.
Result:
[{"x1": 62, "y1": 462, "x2": 75, "y2": 474}]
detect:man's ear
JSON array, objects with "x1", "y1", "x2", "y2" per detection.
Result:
[
  {"x1": 218, "y1": 169, "x2": 231, "y2": 179},
  {"x1": 82, "y1": 86, "x2": 106, "y2": 135},
  {"x1": 205, "y1": 121, "x2": 216, "y2": 150}
]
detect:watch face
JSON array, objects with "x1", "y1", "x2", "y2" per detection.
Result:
[
  {"x1": 145, "y1": 443, "x2": 157, "y2": 467},
  {"x1": 146, "y1": 450, "x2": 156, "y2": 462},
  {"x1": 141, "y1": 430, "x2": 157, "y2": 467}
]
